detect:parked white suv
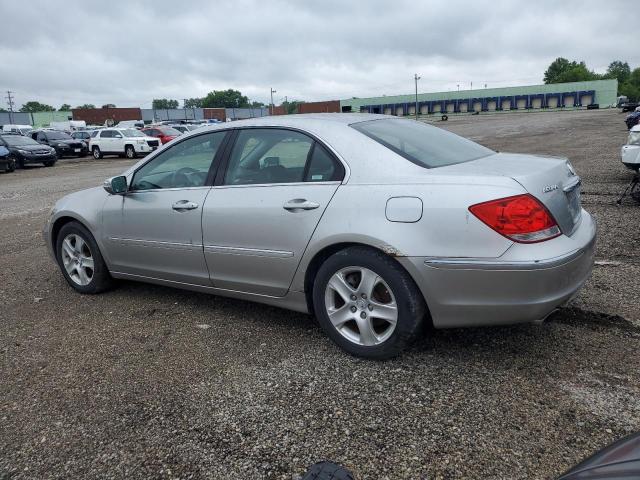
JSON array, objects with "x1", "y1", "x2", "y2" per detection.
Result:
[{"x1": 89, "y1": 128, "x2": 160, "y2": 159}]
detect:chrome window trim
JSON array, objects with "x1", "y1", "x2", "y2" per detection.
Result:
[{"x1": 203, "y1": 245, "x2": 294, "y2": 258}]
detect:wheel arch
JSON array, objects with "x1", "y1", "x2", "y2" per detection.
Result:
[{"x1": 302, "y1": 241, "x2": 432, "y2": 324}]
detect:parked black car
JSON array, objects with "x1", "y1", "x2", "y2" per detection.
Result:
[
  {"x1": 0, "y1": 133, "x2": 57, "y2": 168},
  {"x1": 30, "y1": 130, "x2": 88, "y2": 158},
  {"x1": 0, "y1": 144, "x2": 16, "y2": 172}
]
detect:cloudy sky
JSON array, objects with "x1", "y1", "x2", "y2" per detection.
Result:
[{"x1": 0, "y1": 0, "x2": 636, "y2": 110}]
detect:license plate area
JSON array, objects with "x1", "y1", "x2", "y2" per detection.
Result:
[{"x1": 74, "y1": 148, "x2": 80, "y2": 153}]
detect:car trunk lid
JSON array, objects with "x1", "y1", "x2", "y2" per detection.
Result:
[{"x1": 442, "y1": 152, "x2": 582, "y2": 235}]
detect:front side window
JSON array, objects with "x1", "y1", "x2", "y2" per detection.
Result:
[
  {"x1": 224, "y1": 129, "x2": 314, "y2": 185},
  {"x1": 130, "y1": 131, "x2": 226, "y2": 191},
  {"x1": 100, "y1": 130, "x2": 113, "y2": 138},
  {"x1": 351, "y1": 118, "x2": 494, "y2": 168}
]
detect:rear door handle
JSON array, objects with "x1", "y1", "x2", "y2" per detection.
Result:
[
  {"x1": 172, "y1": 200, "x2": 199, "y2": 211},
  {"x1": 283, "y1": 199, "x2": 320, "y2": 212}
]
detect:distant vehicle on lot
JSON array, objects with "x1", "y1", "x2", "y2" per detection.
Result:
[
  {"x1": 117, "y1": 120, "x2": 145, "y2": 129},
  {"x1": 71, "y1": 131, "x2": 93, "y2": 142},
  {"x1": 621, "y1": 125, "x2": 640, "y2": 171},
  {"x1": 30, "y1": 130, "x2": 88, "y2": 158},
  {"x1": 0, "y1": 133, "x2": 57, "y2": 168},
  {"x1": 1, "y1": 124, "x2": 33, "y2": 136},
  {"x1": 618, "y1": 96, "x2": 640, "y2": 113},
  {"x1": 169, "y1": 124, "x2": 200, "y2": 134},
  {"x1": 50, "y1": 120, "x2": 87, "y2": 132},
  {"x1": 88, "y1": 128, "x2": 160, "y2": 159},
  {"x1": 0, "y1": 144, "x2": 16, "y2": 172},
  {"x1": 625, "y1": 110, "x2": 640, "y2": 130},
  {"x1": 141, "y1": 126, "x2": 181, "y2": 144},
  {"x1": 44, "y1": 114, "x2": 596, "y2": 359}
]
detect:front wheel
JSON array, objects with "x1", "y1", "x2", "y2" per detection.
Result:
[
  {"x1": 312, "y1": 246, "x2": 426, "y2": 360},
  {"x1": 92, "y1": 146, "x2": 103, "y2": 159},
  {"x1": 125, "y1": 145, "x2": 137, "y2": 159},
  {"x1": 6, "y1": 158, "x2": 15, "y2": 172},
  {"x1": 56, "y1": 221, "x2": 114, "y2": 294}
]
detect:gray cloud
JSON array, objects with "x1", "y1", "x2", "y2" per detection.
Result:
[{"x1": 0, "y1": 0, "x2": 636, "y2": 109}]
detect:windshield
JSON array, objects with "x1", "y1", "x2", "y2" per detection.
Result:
[
  {"x1": 629, "y1": 131, "x2": 640, "y2": 146},
  {"x1": 46, "y1": 131, "x2": 72, "y2": 140},
  {"x1": 122, "y1": 129, "x2": 145, "y2": 137},
  {"x1": 2, "y1": 135, "x2": 39, "y2": 146},
  {"x1": 159, "y1": 127, "x2": 181, "y2": 136},
  {"x1": 351, "y1": 118, "x2": 494, "y2": 168}
]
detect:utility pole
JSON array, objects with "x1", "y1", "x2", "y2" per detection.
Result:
[
  {"x1": 6, "y1": 90, "x2": 15, "y2": 124},
  {"x1": 270, "y1": 88, "x2": 277, "y2": 115},
  {"x1": 470, "y1": 81, "x2": 473, "y2": 90},
  {"x1": 457, "y1": 84, "x2": 460, "y2": 92},
  {"x1": 414, "y1": 74, "x2": 421, "y2": 120}
]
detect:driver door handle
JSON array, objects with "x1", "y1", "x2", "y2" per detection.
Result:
[
  {"x1": 172, "y1": 200, "x2": 199, "y2": 211},
  {"x1": 283, "y1": 199, "x2": 320, "y2": 212}
]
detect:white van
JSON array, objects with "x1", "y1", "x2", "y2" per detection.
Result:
[
  {"x1": 49, "y1": 120, "x2": 86, "y2": 132},
  {"x1": 117, "y1": 120, "x2": 145, "y2": 129},
  {"x1": 1, "y1": 124, "x2": 33, "y2": 136}
]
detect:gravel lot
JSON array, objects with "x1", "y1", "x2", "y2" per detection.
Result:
[{"x1": 1, "y1": 110, "x2": 639, "y2": 480}]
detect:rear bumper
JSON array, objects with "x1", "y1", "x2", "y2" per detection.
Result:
[{"x1": 400, "y1": 210, "x2": 597, "y2": 328}]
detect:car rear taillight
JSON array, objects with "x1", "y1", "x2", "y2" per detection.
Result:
[{"x1": 469, "y1": 194, "x2": 561, "y2": 243}]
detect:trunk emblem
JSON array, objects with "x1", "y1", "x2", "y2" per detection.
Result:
[{"x1": 543, "y1": 184, "x2": 559, "y2": 193}]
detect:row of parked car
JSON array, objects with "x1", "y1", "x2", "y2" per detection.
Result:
[{"x1": 0, "y1": 120, "x2": 211, "y2": 172}]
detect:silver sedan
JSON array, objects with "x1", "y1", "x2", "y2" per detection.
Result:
[{"x1": 44, "y1": 114, "x2": 596, "y2": 359}]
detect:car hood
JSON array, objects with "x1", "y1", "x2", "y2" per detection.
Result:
[
  {"x1": 12, "y1": 144, "x2": 52, "y2": 151},
  {"x1": 559, "y1": 432, "x2": 640, "y2": 479}
]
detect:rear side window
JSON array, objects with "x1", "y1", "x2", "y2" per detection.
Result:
[
  {"x1": 305, "y1": 144, "x2": 340, "y2": 182},
  {"x1": 351, "y1": 118, "x2": 494, "y2": 168},
  {"x1": 101, "y1": 130, "x2": 113, "y2": 138}
]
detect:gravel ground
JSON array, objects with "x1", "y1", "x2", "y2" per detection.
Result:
[{"x1": 1, "y1": 110, "x2": 639, "y2": 480}]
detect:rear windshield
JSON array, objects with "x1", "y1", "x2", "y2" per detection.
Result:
[
  {"x1": 351, "y1": 118, "x2": 494, "y2": 168},
  {"x1": 159, "y1": 127, "x2": 181, "y2": 136}
]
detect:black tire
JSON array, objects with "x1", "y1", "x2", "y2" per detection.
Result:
[
  {"x1": 302, "y1": 462, "x2": 354, "y2": 480},
  {"x1": 92, "y1": 146, "x2": 103, "y2": 159},
  {"x1": 55, "y1": 221, "x2": 114, "y2": 294},
  {"x1": 125, "y1": 145, "x2": 137, "y2": 159},
  {"x1": 44, "y1": 161, "x2": 55, "y2": 167},
  {"x1": 6, "y1": 158, "x2": 15, "y2": 172},
  {"x1": 312, "y1": 246, "x2": 426, "y2": 360}
]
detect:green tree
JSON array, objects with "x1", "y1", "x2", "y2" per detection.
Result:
[
  {"x1": 619, "y1": 67, "x2": 640, "y2": 101},
  {"x1": 544, "y1": 58, "x2": 575, "y2": 84},
  {"x1": 152, "y1": 98, "x2": 179, "y2": 109},
  {"x1": 606, "y1": 60, "x2": 631, "y2": 84},
  {"x1": 19, "y1": 101, "x2": 55, "y2": 112},
  {"x1": 75, "y1": 104, "x2": 96, "y2": 109},
  {"x1": 250, "y1": 100, "x2": 265, "y2": 108},
  {"x1": 59, "y1": 104, "x2": 71, "y2": 111},
  {"x1": 184, "y1": 97, "x2": 203, "y2": 108},
  {"x1": 101, "y1": 104, "x2": 116, "y2": 108},
  {"x1": 201, "y1": 89, "x2": 250, "y2": 108},
  {"x1": 543, "y1": 58, "x2": 599, "y2": 84}
]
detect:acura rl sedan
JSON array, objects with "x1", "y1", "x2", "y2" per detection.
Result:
[{"x1": 44, "y1": 114, "x2": 596, "y2": 359}]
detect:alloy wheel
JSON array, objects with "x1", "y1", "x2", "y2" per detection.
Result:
[
  {"x1": 61, "y1": 234, "x2": 94, "y2": 286},
  {"x1": 324, "y1": 266, "x2": 398, "y2": 346}
]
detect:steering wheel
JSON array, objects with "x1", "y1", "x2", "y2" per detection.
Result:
[{"x1": 172, "y1": 167, "x2": 201, "y2": 188}]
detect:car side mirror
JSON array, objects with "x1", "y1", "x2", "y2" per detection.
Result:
[{"x1": 103, "y1": 175, "x2": 128, "y2": 195}]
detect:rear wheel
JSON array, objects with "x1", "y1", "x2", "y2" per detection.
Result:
[
  {"x1": 56, "y1": 221, "x2": 113, "y2": 294},
  {"x1": 92, "y1": 146, "x2": 103, "y2": 159},
  {"x1": 312, "y1": 246, "x2": 426, "y2": 359},
  {"x1": 125, "y1": 145, "x2": 136, "y2": 159}
]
